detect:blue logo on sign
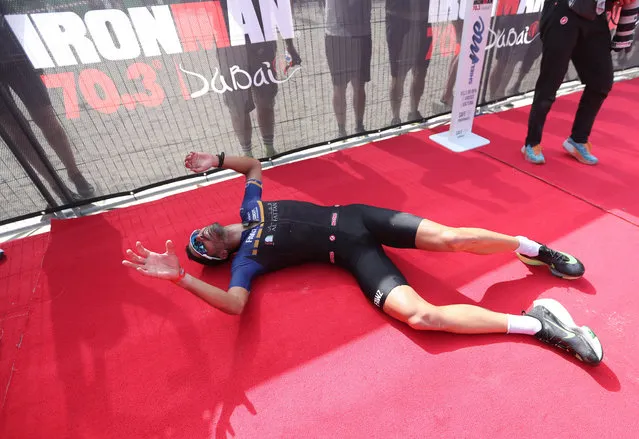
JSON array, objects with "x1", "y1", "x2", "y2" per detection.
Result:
[
  {"x1": 469, "y1": 17, "x2": 485, "y2": 65},
  {"x1": 468, "y1": 17, "x2": 485, "y2": 85}
]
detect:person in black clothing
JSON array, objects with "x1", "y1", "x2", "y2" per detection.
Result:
[
  {"x1": 385, "y1": 0, "x2": 432, "y2": 124},
  {"x1": 323, "y1": 0, "x2": 373, "y2": 137},
  {"x1": 214, "y1": 0, "x2": 301, "y2": 158},
  {"x1": 521, "y1": 0, "x2": 638, "y2": 165},
  {"x1": 0, "y1": 5, "x2": 95, "y2": 201},
  {"x1": 123, "y1": 153, "x2": 605, "y2": 366},
  {"x1": 433, "y1": 19, "x2": 464, "y2": 113}
]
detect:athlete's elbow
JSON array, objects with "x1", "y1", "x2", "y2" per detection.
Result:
[
  {"x1": 244, "y1": 158, "x2": 262, "y2": 180},
  {"x1": 250, "y1": 158, "x2": 262, "y2": 174},
  {"x1": 228, "y1": 302, "x2": 246, "y2": 315},
  {"x1": 215, "y1": 304, "x2": 241, "y2": 315},
  {"x1": 225, "y1": 297, "x2": 248, "y2": 315},
  {"x1": 218, "y1": 288, "x2": 250, "y2": 315},
  {"x1": 205, "y1": 298, "x2": 244, "y2": 315}
]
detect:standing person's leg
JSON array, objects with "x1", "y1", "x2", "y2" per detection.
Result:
[
  {"x1": 9, "y1": 63, "x2": 95, "y2": 198},
  {"x1": 562, "y1": 15, "x2": 613, "y2": 165},
  {"x1": 440, "y1": 55, "x2": 458, "y2": 107},
  {"x1": 352, "y1": 35, "x2": 371, "y2": 134},
  {"x1": 284, "y1": 38, "x2": 303, "y2": 70},
  {"x1": 352, "y1": 78, "x2": 366, "y2": 133},
  {"x1": 409, "y1": 65, "x2": 427, "y2": 120},
  {"x1": 488, "y1": 43, "x2": 518, "y2": 100},
  {"x1": 0, "y1": 94, "x2": 78, "y2": 203},
  {"x1": 228, "y1": 111, "x2": 253, "y2": 157},
  {"x1": 438, "y1": 20, "x2": 463, "y2": 108},
  {"x1": 325, "y1": 35, "x2": 350, "y2": 137},
  {"x1": 510, "y1": 36, "x2": 542, "y2": 95},
  {"x1": 344, "y1": 244, "x2": 603, "y2": 365},
  {"x1": 523, "y1": 0, "x2": 579, "y2": 164},
  {"x1": 489, "y1": 59, "x2": 515, "y2": 99},
  {"x1": 255, "y1": 104, "x2": 276, "y2": 157},
  {"x1": 389, "y1": 73, "x2": 408, "y2": 125},
  {"x1": 332, "y1": 82, "x2": 348, "y2": 138},
  {"x1": 407, "y1": 21, "x2": 431, "y2": 121},
  {"x1": 251, "y1": 42, "x2": 279, "y2": 157},
  {"x1": 218, "y1": 46, "x2": 254, "y2": 156},
  {"x1": 27, "y1": 104, "x2": 95, "y2": 198},
  {"x1": 386, "y1": 13, "x2": 409, "y2": 125}
]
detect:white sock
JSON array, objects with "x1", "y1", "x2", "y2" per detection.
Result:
[
  {"x1": 507, "y1": 314, "x2": 542, "y2": 335},
  {"x1": 515, "y1": 236, "x2": 541, "y2": 257}
]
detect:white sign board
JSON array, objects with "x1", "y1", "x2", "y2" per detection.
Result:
[{"x1": 430, "y1": 0, "x2": 494, "y2": 152}]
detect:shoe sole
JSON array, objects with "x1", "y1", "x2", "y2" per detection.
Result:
[
  {"x1": 516, "y1": 253, "x2": 582, "y2": 280},
  {"x1": 562, "y1": 140, "x2": 598, "y2": 165},
  {"x1": 521, "y1": 147, "x2": 545, "y2": 164},
  {"x1": 532, "y1": 299, "x2": 603, "y2": 364}
]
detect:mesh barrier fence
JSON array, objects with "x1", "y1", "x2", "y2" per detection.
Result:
[{"x1": 1, "y1": 0, "x2": 639, "y2": 224}]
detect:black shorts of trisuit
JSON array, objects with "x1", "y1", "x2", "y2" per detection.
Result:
[
  {"x1": 386, "y1": 15, "x2": 432, "y2": 78},
  {"x1": 332, "y1": 204, "x2": 423, "y2": 309},
  {"x1": 325, "y1": 35, "x2": 372, "y2": 85},
  {"x1": 216, "y1": 41, "x2": 278, "y2": 117}
]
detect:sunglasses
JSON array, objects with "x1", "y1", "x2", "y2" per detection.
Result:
[{"x1": 189, "y1": 229, "x2": 225, "y2": 261}]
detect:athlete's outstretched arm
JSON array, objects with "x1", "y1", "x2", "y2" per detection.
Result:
[
  {"x1": 184, "y1": 152, "x2": 262, "y2": 181},
  {"x1": 122, "y1": 240, "x2": 249, "y2": 315},
  {"x1": 177, "y1": 276, "x2": 249, "y2": 315}
]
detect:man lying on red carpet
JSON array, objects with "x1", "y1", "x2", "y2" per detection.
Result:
[{"x1": 123, "y1": 153, "x2": 603, "y2": 365}]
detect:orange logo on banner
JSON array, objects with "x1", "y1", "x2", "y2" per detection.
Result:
[
  {"x1": 427, "y1": 23, "x2": 461, "y2": 60},
  {"x1": 529, "y1": 20, "x2": 539, "y2": 39}
]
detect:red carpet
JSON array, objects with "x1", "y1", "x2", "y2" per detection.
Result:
[
  {"x1": 476, "y1": 78, "x2": 639, "y2": 225},
  {"x1": 2, "y1": 79, "x2": 639, "y2": 438}
]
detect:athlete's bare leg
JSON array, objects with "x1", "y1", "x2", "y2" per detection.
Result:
[
  {"x1": 414, "y1": 219, "x2": 519, "y2": 255},
  {"x1": 383, "y1": 285, "x2": 509, "y2": 333},
  {"x1": 380, "y1": 281, "x2": 603, "y2": 365}
]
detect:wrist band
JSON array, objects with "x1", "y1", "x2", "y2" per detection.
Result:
[
  {"x1": 216, "y1": 152, "x2": 225, "y2": 168},
  {"x1": 172, "y1": 267, "x2": 186, "y2": 283}
]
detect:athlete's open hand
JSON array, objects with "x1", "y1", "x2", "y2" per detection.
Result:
[
  {"x1": 122, "y1": 240, "x2": 182, "y2": 281},
  {"x1": 184, "y1": 151, "x2": 216, "y2": 173}
]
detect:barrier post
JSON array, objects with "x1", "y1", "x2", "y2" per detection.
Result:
[{"x1": 430, "y1": 0, "x2": 494, "y2": 152}]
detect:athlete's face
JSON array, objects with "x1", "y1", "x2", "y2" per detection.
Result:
[{"x1": 195, "y1": 223, "x2": 228, "y2": 259}]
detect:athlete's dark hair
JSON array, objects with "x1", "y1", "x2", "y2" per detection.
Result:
[{"x1": 185, "y1": 245, "x2": 230, "y2": 266}]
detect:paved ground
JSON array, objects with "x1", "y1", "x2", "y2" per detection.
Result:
[{"x1": 2, "y1": 0, "x2": 638, "y2": 222}]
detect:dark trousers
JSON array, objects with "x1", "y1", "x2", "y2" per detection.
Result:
[{"x1": 525, "y1": 0, "x2": 613, "y2": 146}]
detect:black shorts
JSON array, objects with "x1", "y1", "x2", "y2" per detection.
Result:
[
  {"x1": 332, "y1": 204, "x2": 423, "y2": 309},
  {"x1": 0, "y1": 61, "x2": 52, "y2": 110},
  {"x1": 386, "y1": 15, "x2": 432, "y2": 78},
  {"x1": 216, "y1": 41, "x2": 278, "y2": 117},
  {"x1": 325, "y1": 35, "x2": 372, "y2": 85}
]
